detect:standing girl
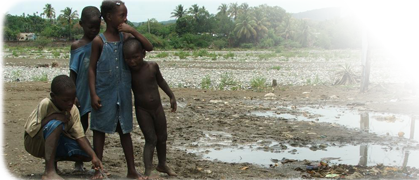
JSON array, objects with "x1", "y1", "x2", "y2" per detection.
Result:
[{"x1": 88, "y1": 0, "x2": 153, "y2": 179}]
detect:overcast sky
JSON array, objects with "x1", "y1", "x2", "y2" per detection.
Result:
[{"x1": 3, "y1": 0, "x2": 346, "y2": 22}]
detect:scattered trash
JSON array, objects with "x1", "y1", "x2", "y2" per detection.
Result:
[
  {"x1": 325, "y1": 173, "x2": 340, "y2": 178},
  {"x1": 264, "y1": 93, "x2": 276, "y2": 97}
]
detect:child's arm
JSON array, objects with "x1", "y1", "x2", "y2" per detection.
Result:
[
  {"x1": 118, "y1": 23, "x2": 153, "y2": 51},
  {"x1": 76, "y1": 137, "x2": 103, "y2": 170},
  {"x1": 88, "y1": 36, "x2": 103, "y2": 110},
  {"x1": 154, "y1": 62, "x2": 177, "y2": 112},
  {"x1": 69, "y1": 70, "x2": 80, "y2": 108}
]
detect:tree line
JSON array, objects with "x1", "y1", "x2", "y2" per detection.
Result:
[{"x1": 3, "y1": 3, "x2": 362, "y2": 50}]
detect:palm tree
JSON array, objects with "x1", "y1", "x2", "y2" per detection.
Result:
[
  {"x1": 253, "y1": 9, "x2": 270, "y2": 43},
  {"x1": 297, "y1": 19, "x2": 311, "y2": 47},
  {"x1": 217, "y1": 4, "x2": 228, "y2": 16},
  {"x1": 171, "y1": 4, "x2": 186, "y2": 19},
  {"x1": 278, "y1": 13, "x2": 294, "y2": 40},
  {"x1": 234, "y1": 15, "x2": 257, "y2": 41},
  {"x1": 228, "y1": 3, "x2": 239, "y2": 21},
  {"x1": 41, "y1": 3, "x2": 55, "y2": 23},
  {"x1": 188, "y1": 4, "x2": 199, "y2": 20},
  {"x1": 239, "y1": 3, "x2": 250, "y2": 16},
  {"x1": 59, "y1": 7, "x2": 78, "y2": 40}
]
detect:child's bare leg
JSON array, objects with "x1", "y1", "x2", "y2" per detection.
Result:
[
  {"x1": 92, "y1": 130, "x2": 105, "y2": 179},
  {"x1": 43, "y1": 124, "x2": 64, "y2": 180},
  {"x1": 116, "y1": 124, "x2": 143, "y2": 179},
  {"x1": 74, "y1": 113, "x2": 89, "y2": 171},
  {"x1": 155, "y1": 107, "x2": 176, "y2": 176},
  {"x1": 136, "y1": 108, "x2": 157, "y2": 176}
]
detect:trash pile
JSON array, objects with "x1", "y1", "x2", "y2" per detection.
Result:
[{"x1": 295, "y1": 161, "x2": 419, "y2": 179}]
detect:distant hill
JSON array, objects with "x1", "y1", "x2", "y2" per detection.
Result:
[
  {"x1": 293, "y1": 3, "x2": 419, "y2": 21},
  {"x1": 131, "y1": 19, "x2": 176, "y2": 27}
]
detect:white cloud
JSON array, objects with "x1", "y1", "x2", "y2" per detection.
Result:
[{"x1": 0, "y1": 0, "x2": 7, "y2": 10}]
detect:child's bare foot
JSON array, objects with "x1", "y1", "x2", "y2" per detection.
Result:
[
  {"x1": 156, "y1": 164, "x2": 177, "y2": 176},
  {"x1": 127, "y1": 171, "x2": 148, "y2": 179},
  {"x1": 42, "y1": 172, "x2": 64, "y2": 180},
  {"x1": 90, "y1": 170, "x2": 103, "y2": 180}
]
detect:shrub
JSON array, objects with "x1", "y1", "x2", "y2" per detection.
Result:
[
  {"x1": 212, "y1": 39, "x2": 227, "y2": 50},
  {"x1": 223, "y1": 52, "x2": 235, "y2": 59},
  {"x1": 240, "y1": 43, "x2": 253, "y2": 49},
  {"x1": 174, "y1": 51, "x2": 190, "y2": 59},
  {"x1": 280, "y1": 39, "x2": 301, "y2": 48},
  {"x1": 218, "y1": 73, "x2": 238, "y2": 90},
  {"x1": 272, "y1": 66, "x2": 281, "y2": 70},
  {"x1": 33, "y1": 37, "x2": 52, "y2": 49},
  {"x1": 201, "y1": 75, "x2": 211, "y2": 89},
  {"x1": 250, "y1": 76, "x2": 267, "y2": 92}
]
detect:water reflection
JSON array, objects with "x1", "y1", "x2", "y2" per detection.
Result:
[
  {"x1": 251, "y1": 106, "x2": 419, "y2": 141},
  {"x1": 184, "y1": 142, "x2": 419, "y2": 168}
]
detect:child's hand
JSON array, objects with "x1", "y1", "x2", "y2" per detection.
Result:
[
  {"x1": 91, "y1": 157, "x2": 103, "y2": 171},
  {"x1": 91, "y1": 95, "x2": 102, "y2": 110},
  {"x1": 170, "y1": 98, "x2": 177, "y2": 112},
  {"x1": 117, "y1": 23, "x2": 134, "y2": 34}
]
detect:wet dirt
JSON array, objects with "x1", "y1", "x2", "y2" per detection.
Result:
[{"x1": 4, "y1": 80, "x2": 419, "y2": 179}]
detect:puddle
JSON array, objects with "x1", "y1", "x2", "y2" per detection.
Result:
[
  {"x1": 251, "y1": 106, "x2": 419, "y2": 141},
  {"x1": 181, "y1": 131, "x2": 419, "y2": 169},
  {"x1": 187, "y1": 143, "x2": 419, "y2": 168}
]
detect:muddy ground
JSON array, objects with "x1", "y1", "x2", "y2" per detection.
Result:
[{"x1": 3, "y1": 54, "x2": 419, "y2": 179}]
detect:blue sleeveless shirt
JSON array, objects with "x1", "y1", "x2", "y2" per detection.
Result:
[
  {"x1": 90, "y1": 33, "x2": 133, "y2": 134},
  {"x1": 69, "y1": 42, "x2": 92, "y2": 116}
]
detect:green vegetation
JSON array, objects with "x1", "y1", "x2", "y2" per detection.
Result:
[
  {"x1": 201, "y1": 75, "x2": 212, "y2": 89},
  {"x1": 4, "y1": 3, "x2": 361, "y2": 50},
  {"x1": 272, "y1": 66, "x2": 281, "y2": 70},
  {"x1": 174, "y1": 51, "x2": 190, "y2": 59},
  {"x1": 250, "y1": 76, "x2": 267, "y2": 92},
  {"x1": 155, "y1": 52, "x2": 170, "y2": 58},
  {"x1": 32, "y1": 73, "x2": 48, "y2": 82},
  {"x1": 218, "y1": 73, "x2": 239, "y2": 90}
]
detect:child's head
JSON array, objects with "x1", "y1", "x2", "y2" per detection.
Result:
[
  {"x1": 50, "y1": 75, "x2": 76, "y2": 112},
  {"x1": 123, "y1": 38, "x2": 145, "y2": 70},
  {"x1": 80, "y1": 6, "x2": 101, "y2": 40},
  {"x1": 101, "y1": 0, "x2": 127, "y2": 28}
]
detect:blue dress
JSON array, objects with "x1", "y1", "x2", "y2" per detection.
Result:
[
  {"x1": 69, "y1": 42, "x2": 92, "y2": 116},
  {"x1": 90, "y1": 33, "x2": 133, "y2": 134}
]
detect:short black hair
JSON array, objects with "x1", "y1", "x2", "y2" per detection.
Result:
[
  {"x1": 123, "y1": 38, "x2": 143, "y2": 54},
  {"x1": 101, "y1": 0, "x2": 125, "y2": 20},
  {"x1": 81, "y1": 6, "x2": 101, "y2": 22},
  {"x1": 51, "y1": 75, "x2": 75, "y2": 95}
]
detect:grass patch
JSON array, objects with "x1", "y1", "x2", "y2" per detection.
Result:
[
  {"x1": 174, "y1": 51, "x2": 190, "y2": 59},
  {"x1": 218, "y1": 73, "x2": 238, "y2": 90},
  {"x1": 201, "y1": 75, "x2": 212, "y2": 89},
  {"x1": 272, "y1": 66, "x2": 281, "y2": 70},
  {"x1": 223, "y1": 52, "x2": 235, "y2": 59},
  {"x1": 258, "y1": 53, "x2": 277, "y2": 60},
  {"x1": 32, "y1": 73, "x2": 48, "y2": 82},
  {"x1": 155, "y1": 52, "x2": 170, "y2": 58},
  {"x1": 52, "y1": 51, "x2": 61, "y2": 58},
  {"x1": 250, "y1": 76, "x2": 267, "y2": 92},
  {"x1": 193, "y1": 49, "x2": 209, "y2": 57}
]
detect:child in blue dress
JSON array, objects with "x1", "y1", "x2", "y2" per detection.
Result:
[
  {"x1": 88, "y1": 1, "x2": 153, "y2": 179},
  {"x1": 69, "y1": 6, "x2": 101, "y2": 171}
]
